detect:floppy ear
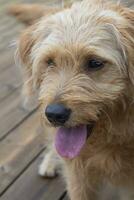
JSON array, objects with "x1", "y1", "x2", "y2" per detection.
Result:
[
  {"x1": 126, "y1": 9, "x2": 134, "y2": 85},
  {"x1": 8, "y1": 3, "x2": 70, "y2": 26},
  {"x1": 18, "y1": 16, "x2": 58, "y2": 109},
  {"x1": 122, "y1": 9, "x2": 134, "y2": 85},
  {"x1": 18, "y1": 25, "x2": 38, "y2": 109},
  {"x1": 17, "y1": 4, "x2": 67, "y2": 108}
]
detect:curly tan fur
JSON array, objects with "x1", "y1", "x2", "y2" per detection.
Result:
[{"x1": 16, "y1": 0, "x2": 134, "y2": 199}]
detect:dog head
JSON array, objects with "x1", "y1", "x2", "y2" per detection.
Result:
[{"x1": 19, "y1": 0, "x2": 134, "y2": 158}]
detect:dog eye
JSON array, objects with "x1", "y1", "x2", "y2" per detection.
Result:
[
  {"x1": 46, "y1": 59, "x2": 55, "y2": 66},
  {"x1": 87, "y1": 59, "x2": 104, "y2": 71}
]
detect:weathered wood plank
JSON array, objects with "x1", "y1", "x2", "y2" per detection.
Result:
[
  {"x1": 1, "y1": 151, "x2": 66, "y2": 200},
  {"x1": 0, "y1": 62, "x2": 22, "y2": 87},
  {"x1": 0, "y1": 87, "x2": 37, "y2": 140},
  {"x1": 0, "y1": 65, "x2": 22, "y2": 88},
  {"x1": 0, "y1": 20, "x2": 21, "y2": 36},
  {"x1": 0, "y1": 84, "x2": 18, "y2": 103},
  {"x1": 0, "y1": 35, "x2": 19, "y2": 53},
  {"x1": 0, "y1": 85, "x2": 13, "y2": 103},
  {"x1": 0, "y1": 51, "x2": 15, "y2": 72},
  {"x1": 0, "y1": 51, "x2": 21, "y2": 102},
  {"x1": 0, "y1": 50, "x2": 22, "y2": 103},
  {"x1": 0, "y1": 111, "x2": 46, "y2": 195}
]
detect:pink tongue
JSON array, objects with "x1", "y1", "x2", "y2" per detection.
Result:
[{"x1": 55, "y1": 125, "x2": 87, "y2": 159}]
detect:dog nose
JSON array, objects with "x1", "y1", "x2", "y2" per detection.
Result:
[{"x1": 45, "y1": 104, "x2": 71, "y2": 125}]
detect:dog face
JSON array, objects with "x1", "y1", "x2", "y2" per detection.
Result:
[{"x1": 19, "y1": 0, "x2": 134, "y2": 157}]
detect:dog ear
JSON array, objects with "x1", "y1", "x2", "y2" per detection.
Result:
[
  {"x1": 122, "y1": 9, "x2": 134, "y2": 85},
  {"x1": 18, "y1": 16, "x2": 57, "y2": 109},
  {"x1": 126, "y1": 9, "x2": 134, "y2": 85},
  {"x1": 8, "y1": 4, "x2": 61, "y2": 25},
  {"x1": 18, "y1": 25, "x2": 38, "y2": 109}
]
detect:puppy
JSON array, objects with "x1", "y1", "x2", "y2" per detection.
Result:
[{"x1": 12, "y1": 0, "x2": 134, "y2": 199}]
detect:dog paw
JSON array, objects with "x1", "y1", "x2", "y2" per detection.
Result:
[
  {"x1": 38, "y1": 153, "x2": 59, "y2": 178},
  {"x1": 38, "y1": 161, "x2": 57, "y2": 178}
]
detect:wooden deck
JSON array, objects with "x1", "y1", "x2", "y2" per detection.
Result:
[{"x1": 0, "y1": 0, "x2": 68, "y2": 199}]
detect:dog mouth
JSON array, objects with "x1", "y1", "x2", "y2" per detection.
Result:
[{"x1": 55, "y1": 123, "x2": 94, "y2": 159}]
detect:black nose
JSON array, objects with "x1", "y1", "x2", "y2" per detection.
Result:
[{"x1": 45, "y1": 104, "x2": 71, "y2": 125}]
